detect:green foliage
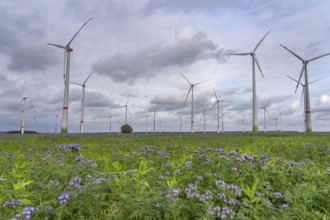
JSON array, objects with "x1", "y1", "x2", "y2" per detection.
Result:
[
  {"x1": 120, "y1": 124, "x2": 133, "y2": 133},
  {"x1": 0, "y1": 133, "x2": 329, "y2": 219}
]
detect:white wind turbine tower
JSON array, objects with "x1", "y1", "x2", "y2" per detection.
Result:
[
  {"x1": 153, "y1": 110, "x2": 157, "y2": 134},
  {"x1": 48, "y1": 18, "x2": 92, "y2": 134},
  {"x1": 277, "y1": 106, "x2": 283, "y2": 133},
  {"x1": 260, "y1": 99, "x2": 271, "y2": 133},
  {"x1": 71, "y1": 71, "x2": 93, "y2": 134},
  {"x1": 286, "y1": 75, "x2": 323, "y2": 132},
  {"x1": 180, "y1": 72, "x2": 208, "y2": 133},
  {"x1": 280, "y1": 44, "x2": 330, "y2": 132},
  {"x1": 199, "y1": 103, "x2": 211, "y2": 134},
  {"x1": 229, "y1": 30, "x2": 271, "y2": 133},
  {"x1": 211, "y1": 89, "x2": 229, "y2": 134},
  {"x1": 145, "y1": 111, "x2": 150, "y2": 134},
  {"x1": 117, "y1": 99, "x2": 129, "y2": 125},
  {"x1": 242, "y1": 114, "x2": 246, "y2": 133},
  {"x1": 220, "y1": 111, "x2": 230, "y2": 134},
  {"x1": 20, "y1": 97, "x2": 33, "y2": 134}
]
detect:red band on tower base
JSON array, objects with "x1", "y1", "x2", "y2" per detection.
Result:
[{"x1": 63, "y1": 107, "x2": 68, "y2": 110}]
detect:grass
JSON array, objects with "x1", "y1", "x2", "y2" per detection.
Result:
[{"x1": 0, "y1": 133, "x2": 329, "y2": 219}]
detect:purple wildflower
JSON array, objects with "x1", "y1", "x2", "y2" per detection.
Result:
[
  {"x1": 68, "y1": 143, "x2": 80, "y2": 152},
  {"x1": 57, "y1": 145, "x2": 66, "y2": 150},
  {"x1": 197, "y1": 176, "x2": 203, "y2": 181},
  {"x1": 255, "y1": 191, "x2": 262, "y2": 197},
  {"x1": 326, "y1": 168, "x2": 330, "y2": 176},
  {"x1": 58, "y1": 193, "x2": 70, "y2": 204},
  {"x1": 274, "y1": 192, "x2": 283, "y2": 199},
  {"x1": 124, "y1": 169, "x2": 136, "y2": 177},
  {"x1": 185, "y1": 161, "x2": 192, "y2": 168},
  {"x1": 75, "y1": 156, "x2": 81, "y2": 162},
  {"x1": 68, "y1": 177, "x2": 82, "y2": 189},
  {"x1": 3, "y1": 199, "x2": 22, "y2": 209}
]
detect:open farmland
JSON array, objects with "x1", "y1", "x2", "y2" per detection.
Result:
[{"x1": 0, "y1": 133, "x2": 329, "y2": 219}]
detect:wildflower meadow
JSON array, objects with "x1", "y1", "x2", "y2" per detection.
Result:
[{"x1": 0, "y1": 133, "x2": 329, "y2": 219}]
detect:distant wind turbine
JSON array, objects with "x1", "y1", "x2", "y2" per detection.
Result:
[
  {"x1": 117, "y1": 99, "x2": 129, "y2": 124},
  {"x1": 48, "y1": 17, "x2": 93, "y2": 133},
  {"x1": 20, "y1": 97, "x2": 33, "y2": 134},
  {"x1": 71, "y1": 71, "x2": 93, "y2": 134},
  {"x1": 277, "y1": 106, "x2": 283, "y2": 133},
  {"x1": 242, "y1": 114, "x2": 246, "y2": 134},
  {"x1": 180, "y1": 72, "x2": 208, "y2": 133},
  {"x1": 286, "y1": 74, "x2": 323, "y2": 132},
  {"x1": 260, "y1": 99, "x2": 271, "y2": 133},
  {"x1": 199, "y1": 103, "x2": 211, "y2": 134},
  {"x1": 280, "y1": 44, "x2": 330, "y2": 132},
  {"x1": 229, "y1": 29, "x2": 271, "y2": 133},
  {"x1": 220, "y1": 111, "x2": 230, "y2": 134},
  {"x1": 211, "y1": 89, "x2": 229, "y2": 134}
]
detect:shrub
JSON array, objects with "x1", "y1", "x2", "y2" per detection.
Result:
[{"x1": 121, "y1": 124, "x2": 133, "y2": 133}]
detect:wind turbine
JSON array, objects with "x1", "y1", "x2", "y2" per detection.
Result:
[
  {"x1": 260, "y1": 99, "x2": 271, "y2": 133},
  {"x1": 20, "y1": 97, "x2": 33, "y2": 134},
  {"x1": 220, "y1": 111, "x2": 230, "y2": 134},
  {"x1": 280, "y1": 44, "x2": 330, "y2": 132},
  {"x1": 71, "y1": 71, "x2": 93, "y2": 134},
  {"x1": 179, "y1": 115, "x2": 182, "y2": 134},
  {"x1": 117, "y1": 99, "x2": 129, "y2": 124},
  {"x1": 277, "y1": 106, "x2": 283, "y2": 133},
  {"x1": 211, "y1": 89, "x2": 229, "y2": 134},
  {"x1": 153, "y1": 110, "x2": 157, "y2": 134},
  {"x1": 229, "y1": 29, "x2": 271, "y2": 133},
  {"x1": 286, "y1": 74, "x2": 323, "y2": 132},
  {"x1": 55, "y1": 114, "x2": 59, "y2": 134},
  {"x1": 48, "y1": 17, "x2": 93, "y2": 134},
  {"x1": 180, "y1": 72, "x2": 208, "y2": 133},
  {"x1": 199, "y1": 103, "x2": 211, "y2": 134},
  {"x1": 242, "y1": 114, "x2": 246, "y2": 134},
  {"x1": 145, "y1": 111, "x2": 150, "y2": 134}
]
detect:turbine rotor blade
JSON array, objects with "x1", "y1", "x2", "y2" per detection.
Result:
[
  {"x1": 309, "y1": 77, "x2": 324, "y2": 84},
  {"x1": 179, "y1": 72, "x2": 192, "y2": 85},
  {"x1": 253, "y1": 29, "x2": 271, "y2": 52},
  {"x1": 66, "y1": 17, "x2": 93, "y2": 47},
  {"x1": 63, "y1": 51, "x2": 68, "y2": 83},
  {"x1": 48, "y1": 43, "x2": 65, "y2": 49},
  {"x1": 126, "y1": 98, "x2": 129, "y2": 106},
  {"x1": 228, "y1": 52, "x2": 251, "y2": 56},
  {"x1": 265, "y1": 108, "x2": 271, "y2": 118},
  {"x1": 194, "y1": 79, "x2": 209, "y2": 86},
  {"x1": 184, "y1": 87, "x2": 192, "y2": 105},
  {"x1": 213, "y1": 89, "x2": 218, "y2": 101},
  {"x1": 254, "y1": 56, "x2": 264, "y2": 78},
  {"x1": 300, "y1": 87, "x2": 305, "y2": 105},
  {"x1": 295, "y1": 64, "x2": 306, "y2": 93},
  {"x1": 83, "y1": 71, "x2": 93, "y2": 85},
  {"x1": 70, "y1": 82, "x2": 82, "y2": 86},
  {"x1": 280, "y1": 44, "x2": 304, "y2": 61},
  {"x1": 308, "y1": 53, "x2": 330, "y2": 62}
]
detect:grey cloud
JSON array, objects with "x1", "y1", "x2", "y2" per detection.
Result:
[
  {"x1": 150, "y1": 93, "x2": 185, "y2": 111},
  {"x1": 94, "y1": 31, "x2": 231, "y2": 83},
  {"x1": 0, "y1": 7, "x2": 57, "y2": 72}
]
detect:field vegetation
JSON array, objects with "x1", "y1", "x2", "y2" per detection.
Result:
[{"x1": 0, "y1": 133, "x2": 329, "y2": 219}]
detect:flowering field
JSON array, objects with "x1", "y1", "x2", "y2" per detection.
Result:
[{"x1": 0, "y1": 133, "x2": 329, "y2": 219}]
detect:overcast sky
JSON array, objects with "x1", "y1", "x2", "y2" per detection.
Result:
[{"x1": 1, "y1": 0, "x2": 330, "y2": 133}]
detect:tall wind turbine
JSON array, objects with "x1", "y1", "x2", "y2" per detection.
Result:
[
  {"x1": 260, "y1": 99, "x2": 271, "y2": 133},
  {"x1": 71, "y1": 71, "x2": 93, "y2": 134},
  {"x1": 280, "y1": 44, "x2": 330, "y2": 132},
  {"x1": 20, "y1": 97, "x2": 33, "y2": 134},
  {"x1": 229, "y1": 29, "x2": 271, "y2": 133},
  {"x1": 48, "y1": 17, "x2": 93, "y2": 134},
  {"x1": 180, "y1": 72, "x2": 208, "y2": 133},
  {"x1": 211, "y1": 89, "x2": 229, "y2": 134},
  {"x1": 277, "y1": 106, "x2": 283, "y2": 133}
]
